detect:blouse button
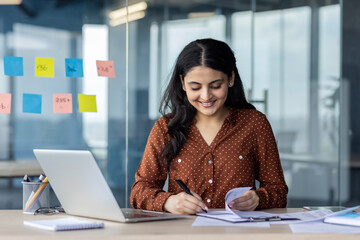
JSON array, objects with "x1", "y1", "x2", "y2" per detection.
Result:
[
  {"x1": 178, "y1": 159, "x2": 182, "y2": 163},
  {"x1": 208, "y1": 179, "x2": 213, "y2": 184},
  {"x1": 239, "y1": 155, "x2": 243, "y2": 159},
  {"x1": 207, "y1": 199, "x2": 211, "y2": 203},
  {"x1": 208, "y1": 160, "x2": 213, "y2": 164}
]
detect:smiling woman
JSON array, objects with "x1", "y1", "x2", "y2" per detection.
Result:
[{"x1": 130, "y1": 38, "x2": 288, "y2": 215}]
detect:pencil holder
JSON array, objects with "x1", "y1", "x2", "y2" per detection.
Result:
[{"x1": 22, "y1": 181, "x2": 50, "y2": 214}]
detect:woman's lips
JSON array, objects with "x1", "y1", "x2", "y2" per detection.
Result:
[{"x1": 199, "y1": 100, "x2": 216, "y2": 108}]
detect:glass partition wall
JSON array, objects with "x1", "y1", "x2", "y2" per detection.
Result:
[{"x1": 1, "y1": 0, "x2": 359, "y2": 209}]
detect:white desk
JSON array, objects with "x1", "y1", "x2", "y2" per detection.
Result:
[{"x1": 0, "y1": 209, "x2": 359, "y2": 240}]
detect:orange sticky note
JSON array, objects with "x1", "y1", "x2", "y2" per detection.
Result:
[
  {"x1": 96, "y1": 60, "x2": 115, "y2": 78},
  {"x1": 35, "y1": 57, "x2": 54, "y2": 77},
  {"x1": 78, "y1": 94, "x2": 97, "y2": 112},
  {"x1": 0, "y1": 93, "x2": 12, "y2": 114},
  {"x1": 53, "y1": 94, "x2": 73, "y2": 113}
]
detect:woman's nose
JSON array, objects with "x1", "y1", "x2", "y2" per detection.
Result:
[{"x1": 200, "y1": 87, "x2": 211, "y2": 100}]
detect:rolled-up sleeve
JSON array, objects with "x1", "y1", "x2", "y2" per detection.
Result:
[
  {"x1": 254, "y1": 114, "x2": 288, "y2": 209},
  {"x1": 130, "y1": 118, "x2": 173, "y2": 212}
]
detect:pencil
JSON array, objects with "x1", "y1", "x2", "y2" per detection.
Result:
[{"x1": 24, "y1": 177, "x2": 49, "y2": 211}]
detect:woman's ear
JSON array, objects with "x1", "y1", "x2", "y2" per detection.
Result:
[
  {"x1": 228, "y1": 71, "x2": 235, "y2": 87},
  {"x1": 180, "y1": 75, "x2": 186, "y2": 91}
]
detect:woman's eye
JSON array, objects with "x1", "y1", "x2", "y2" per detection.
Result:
[
  {"x1": 211, "y1": 85, "x2": 221, "y2": 89},
  {"x1": 191, "y1": 88, "x2": 200, "y2": 91}
]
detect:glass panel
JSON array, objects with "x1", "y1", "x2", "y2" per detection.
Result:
[
  {"x1": 250, "y1": 1, "x2": 341, "y2": 207},
  {"x1": 0, "y1": 0, "x2": 124, "y2": 208}
]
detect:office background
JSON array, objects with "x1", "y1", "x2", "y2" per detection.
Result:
[{"x1": 0, "y1": 0, "x2": 359, "y2": 209}]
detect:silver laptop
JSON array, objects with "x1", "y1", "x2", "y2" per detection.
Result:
[{"x1": 33, "y1": 149, "x2": 186, "y2": 223}]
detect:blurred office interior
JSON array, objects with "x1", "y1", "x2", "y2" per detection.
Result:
[{"x1": 0, "y1": 0, "x2": 359, "y2": 209}]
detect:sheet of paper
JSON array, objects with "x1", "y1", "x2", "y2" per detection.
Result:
[
  {"x1": 0, "y1": 93, "x2": 12, "y2": 114},
  {"x1": 35, "y1": 57, "x2": 55, "y2": 77},
  {"x1": 290, "y1": 221, "x2": 360, "y2": 234},
  {"x1": 53, "y1": 94, "x2": 73, "y2": 113},
  {"x1": 197, "y1": 211, "x2": 249, "y2": 223},
  {"x1": 288, "y1": 205, "x2": 360, "y2": 225},
  {"x1": 269, "y1": 209, "x2": 333, "y2": 225},
  {"x1": 23, "y1": 93, "x2": 42, "y2": 114},
  {"x1": 78, "y1": 94, "x2": 97, "y2": 112},
  {"x1": 65, "y1": 58, "x2": 83, "y2": 78},
  {"x1": 96, "y1": 60, "x2": 115, "y2": 78},
  {"x1": 225, "y1": 187, "x2": 251, "y2": 214},
  {"x1": 4, "y1": 56, "x2": 23, "y2": 76},
  {"x1": 192, "y1": 216, "x2": 270, "y2": 227}
]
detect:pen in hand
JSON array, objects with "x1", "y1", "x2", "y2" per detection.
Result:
[{"x1": 175, "y1": 179, "x2": 208, "y2": 213}]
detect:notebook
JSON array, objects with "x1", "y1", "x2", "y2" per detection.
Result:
[
  {"x1": 24, "y1": 217, "x2": 104, "y2": 231},
  {"x1": 33, "y1": 149, "x2": 186, "y2": 223},
  {"x1": 324, "y1": 211, "x2": 360, "y2": 227}
]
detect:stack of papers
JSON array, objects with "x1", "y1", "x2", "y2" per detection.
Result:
[{"x1": 192, "y1": 186, "x2": 360, "y2": 233}]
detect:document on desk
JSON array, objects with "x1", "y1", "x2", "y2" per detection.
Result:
[
  {"x1": 192, "y1": 214, "x2": 270, "y2": 227},
  {"x1": 196, "y1": 187, "x2": 346, "y2": 225},
  {"x1": 290, "y1": 221, "x2": 360, "y2": 234},
  {"x1": 289, "y1": 205, "x2": 360, "y2": 233}
]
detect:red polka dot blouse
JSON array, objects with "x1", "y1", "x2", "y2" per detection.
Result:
[{"x1": 130, "y1": 108, "x2": 288, "y2": 212}]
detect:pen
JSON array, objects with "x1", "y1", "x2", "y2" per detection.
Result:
[
  {"x1": 24, "y1": 177, "x2": 49, "y2": 211},
  {"x1": 24, "y1": 174, "x2": 46, "y2": 208},
  {"x1": 175, "y1": 179, "x2": 208, "y2": 213},
  {"x1": 23, "y1": 174, "x2": 31, "y2": 182}
]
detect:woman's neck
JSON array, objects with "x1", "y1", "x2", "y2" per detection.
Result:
[{"x1": 195, "y1": 106, "x2": 230, "y2": 125}]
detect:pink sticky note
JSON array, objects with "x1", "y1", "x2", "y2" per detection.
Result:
[
  {"x1": 0, "y1": 93, "x2": 12, "y2": 114},
  {"x1": 96, "y1": 60, "x2": 116, "y2": 78},
  {"x1": 53, "y1": 93, "x2": 73, "y2": 113}
]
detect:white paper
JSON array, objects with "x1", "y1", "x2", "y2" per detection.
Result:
[
  {"x1": 269, "y1": 209, "x2": 333, "y2": 225},
  {"x1": 290, "y1": 221, "x2": 360, "y2": 234},
  {"x1": 192, "y1": 216, "x2": 270, "y2": 227},
  {"x1": 197, "y1": 211, "x2": 249, "y2": 223},
  {"x1": 224, "y1": 187, "x2": 252, "y2": 214}
]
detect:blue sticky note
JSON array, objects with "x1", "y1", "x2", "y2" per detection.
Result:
[
  {"x1": 4, "y1": 56, "x2": 23, "y2": 76},
  {"x1": 65, "y1": 58, "x2": 83, "y2": 77},
  {"x1": 23, "y1": 93, "x2": 42, "y2": 114}
]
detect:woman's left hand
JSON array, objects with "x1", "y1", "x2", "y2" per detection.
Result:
[{"x1": 228, "y1": 190, "x2": 259, "y2": 211}]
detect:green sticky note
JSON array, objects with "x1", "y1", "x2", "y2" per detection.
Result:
[
  {"x1": 35, "y1": 57, "x2": 54, "y2": 77},
  {"x1": 78, "y1": 94, "x2": 97, "y2": 112}
]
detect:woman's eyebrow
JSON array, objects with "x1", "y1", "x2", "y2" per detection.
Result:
[{"x1": 187, "y1": 79, "x2": 224, "y2": 85}]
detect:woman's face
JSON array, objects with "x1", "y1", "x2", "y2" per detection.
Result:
[{"x1": 181, "y1": 66, "x2": 234, "y2": 119}]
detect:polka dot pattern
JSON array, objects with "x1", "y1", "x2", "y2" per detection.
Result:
[{"x1": 130, "y1": 108, "x2": 288, "y2": 211}]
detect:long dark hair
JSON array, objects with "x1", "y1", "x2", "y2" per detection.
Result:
[{"x1": 159, "y1": 38, "x2": 255, "y2": 169}]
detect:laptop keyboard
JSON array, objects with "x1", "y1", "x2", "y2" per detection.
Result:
[{"x1": 122, "y1": 209, "x2": 165, "y2": 218}]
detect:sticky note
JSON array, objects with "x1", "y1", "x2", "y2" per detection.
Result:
[
  {"x1": 78, "y1": 94, "x2": 97, "y2": 112},
  {"x1": 53, "y1": 93, "x2": 73, "y2": 113},
  {"x1": 35, "y1": 57, "x2": 54, "y2": 77},
  {"x1": 65, "y1": 58, "x2": 83, "y2": 78},
  {"x1": 23, "y1": 93, "x2": 42, "y2": 114},
  {"x1": 4, "y1": 56, "x2": 23, "y2": 76},
  {"x1": 0, "y1": 93, "x2": 12, "y2": 114},
  {"x1": 96, "y1": 60, "x2": 115, "y2": 78}
]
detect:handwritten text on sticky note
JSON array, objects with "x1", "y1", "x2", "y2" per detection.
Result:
[
  {"x1": 65, "y1": 58, "x2": 83, "y2": 78},
  {"x1": 0, "y1": 93, "x2": 12, "y2": 114},
  {"x1": 53, "y1": 94, "x2": 73, "y2": 113},
  {"x1": 96, "y1": 60, "x2": 115, "y2": 78},
  {"x1": 23, "y1": 93, "x2": 42, "y2": 114},
  {"x1": 78, "y1": 94, "x2": 97, "y2": 112},
  {"x1": 35, "y1": 57, "x2": 54, "y2": 77},
  {"x1": 4, "y1": 56, "x2": 23, "y2": 76}
]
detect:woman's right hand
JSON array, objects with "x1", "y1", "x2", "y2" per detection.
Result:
[{"x1": 163, "y1": 191, "x2": 208, "y2": 214}]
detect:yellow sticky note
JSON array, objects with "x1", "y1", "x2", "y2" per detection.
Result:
[
  {"x1": 78, "y1": 94, "x2": 97, "y2": 112},
  {"x1": 35, "y1": 57, "x2": 54, "y2": 77}
]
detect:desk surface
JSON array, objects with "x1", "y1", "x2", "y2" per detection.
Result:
[{"x1": 0, "y1": 209, "x2": 358, "y2": 240}]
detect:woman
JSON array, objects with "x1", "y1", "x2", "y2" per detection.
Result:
[{"x1": 130, "y1": 38, "x2": 288, "y2": 214}]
